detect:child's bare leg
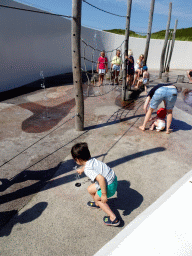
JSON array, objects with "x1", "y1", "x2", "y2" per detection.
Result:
[
  {"x1": 87, "y1": 184, "x2": 116, "y2": 221},
  {"x1": 132, "y1": 73, "x2": 138, "y2": 86},
  {"x1": 87, "y1": 184, "x2": 98, "y2": 201},
  {"x1": 94, "y1": 194, "x2": 116, "y2": 221},
  {"x1": 149, "y1": 122, "x2": 155, "y2": 130},
  {"x1": 115, "y1": 71, "x2": 119, "y2": 84},
  {"x1": 136, "y1": 80, "x2": 142, "y2": 89},
  {"x1": 112, "y1": 71, "x2": 115, "y2": 84},
  {"x1": 97, "y1": 75, "x2": 101, "y2": 86},
  {"x1": 139, "y1": 107, "x2": 154, "y2": 131},
  {"x1": 100, "y1": 74, "x2": 104, "y2": 85}
]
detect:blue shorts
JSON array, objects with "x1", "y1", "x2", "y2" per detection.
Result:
[
  {"x1": 97, "y1": 176, "x2": 118, "y2": 198},
  {"x1": 150, "y1": 86, "x2": 177, "y2": 110},
  {"x1": 112, "y1": 65, "x2": 120, "y2": 72}
]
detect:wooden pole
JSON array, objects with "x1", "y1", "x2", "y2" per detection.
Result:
[
  {"x1": 72, "y1": 0, "x2": 84, "y2": 131},
  {"x1": 159, "y1": 2, "x2": 172, "y2": 79},
  {"x1": 122, "y1": 0, "x2": 132, "y2": 101},
  {"x1": 166, "y1": 19, "x2": 178, "y2": 72},
  {"x1": 143, "y1": 0, "x2": 155, "y2": 66},
  {"x1": 164, "y1": 30, "x2": 172, "y2": 72}
]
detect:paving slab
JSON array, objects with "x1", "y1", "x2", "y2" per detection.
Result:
[{"x1": 0, "y1": 69, "x2": 192, "y2": 255}]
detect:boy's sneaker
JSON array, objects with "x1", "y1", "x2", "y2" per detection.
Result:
[
  {"x1": 87, "y1": 201, "x2": 100, "y2": 208},
  {"x1": 103, "y1": 216, "x2": 120, "y2": 226}
]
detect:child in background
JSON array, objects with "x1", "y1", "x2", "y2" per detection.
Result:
[
  {"x1": 97, "y1": 51, "x2": 108, "y2": 86},
  {"x1": 149, "y1": 108, "x2": 166, "y2": 132},
  {"x1": 136, "y1": 66, "x2": 150, "y2": 93},
  {"x1": 126, "y1": 49, "x2": 134, "y2": 85},
  {"x1": 111, "y1": 49, "x2": 122, "y2": 85},
  {"x1": 132, "y1": 54, "x2": 144, "y2": 86},
  {"x1": 71, "y1": 142, "x2": 120, "y2": 226}
]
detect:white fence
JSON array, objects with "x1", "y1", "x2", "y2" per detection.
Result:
[{"x1": 0, "y1": 0, "x2": 192, "y2": 92}]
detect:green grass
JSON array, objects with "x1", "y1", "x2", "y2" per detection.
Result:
[{"x1": 104, "y1": 27, "x2": 192, "y2": 41}]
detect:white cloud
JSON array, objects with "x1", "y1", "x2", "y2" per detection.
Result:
[{"x1": 115, "y1": 0, "x2": 192, "y2": 21}]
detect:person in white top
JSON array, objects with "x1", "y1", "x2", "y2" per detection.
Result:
[
  {"x1": 71, "y1": 142, "x2": 120, "y2": 226},
  {"x1": 132, "y1": 54, "x2": 144, "y2": 86}
]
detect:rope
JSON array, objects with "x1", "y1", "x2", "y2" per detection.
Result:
[
  {"x1": 81, "y1": 38, "x2": 125, "y2": 53},
  {"x1": 82, "y1": 0, "x2": 126, "y2": 18},
  {"x1": 0, "y1": 4, "x2": 73, "y2": 18}
]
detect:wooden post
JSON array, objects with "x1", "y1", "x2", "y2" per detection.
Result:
[
  {"x1": 164, "y1": 30, "x2": 172, "y2": 72},
  {"x1": 166, "y1": 19, "x2": 178, "y2": 72},
  {"x1": 72, "y1": 0, "x2": 84, "y2": 131},
  {"x1": 143, "y1": 0, "x2": 155, "y2": 66},
  {"x1": 159, "y1": 2, "x2": 172, "y2": 79},
  {"x1": 122, "y1": 0, "x2": 132, "y2": 101}
]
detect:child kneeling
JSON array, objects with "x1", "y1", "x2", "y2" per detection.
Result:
[{"x1": 71, "y1": 142, "x2": 120, "y2": 226}]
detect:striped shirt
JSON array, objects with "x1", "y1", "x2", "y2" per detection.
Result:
[{"x1": 84, "y1": 158, "x2": 116, "y2": 190}]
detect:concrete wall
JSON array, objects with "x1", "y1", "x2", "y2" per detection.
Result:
[{"x1": 0, "y1": 0, "x2": 192, "y2": 92}]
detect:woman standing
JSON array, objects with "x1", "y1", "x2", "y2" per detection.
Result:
[{"x1": 139, "y1": 84, "x2": 178, "y2": 134}]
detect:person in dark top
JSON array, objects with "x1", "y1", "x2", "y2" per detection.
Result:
[
  {"x1": 139, "y1": 84, "x2": 178, "y2": 134},
  {"x1": 126, "y1": 49, "x2": 134, "y2": 78}
]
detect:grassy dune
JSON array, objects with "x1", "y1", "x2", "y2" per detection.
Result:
[{"x1": 104, "y1": 27, "x2": 192, "y2": 41}]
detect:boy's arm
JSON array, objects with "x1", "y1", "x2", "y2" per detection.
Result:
[
  {"x1": 95, "y1": 174, "x2": 107, "y2": 203},
  {"x1": 97, "y1": 61, "x2": 99, "y2": 73},
  {"x1": 77, "y1": 166, "x2": 85, "y2": 175}
]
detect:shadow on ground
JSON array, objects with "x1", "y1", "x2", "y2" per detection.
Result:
[
  {"x1": 0, "y1": 202, "x2": 48, "y2": 236},
  {"x1": 108, "y1": 180, "x2": 143, "y2": 227},
  {"x1": 0, "y1": 148, "x2": 165, "y2": 230},
  {"x1": 106, "y1": 147, "x2": 166, "y2": 168},
  {"x1": 171, "y1": 118, "x2": 192, "y2": 132},
  {"x1": 85, "y1": 114, "x2": 145, "y2": 131}
]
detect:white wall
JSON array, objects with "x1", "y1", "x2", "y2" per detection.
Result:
[{"x1": 0, "y1": 0, "x2": 192, "y2": 92}]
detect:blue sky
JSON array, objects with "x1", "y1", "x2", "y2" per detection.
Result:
[{"x1": 15, "y1": 0, "x2": 192, "y2": 33}]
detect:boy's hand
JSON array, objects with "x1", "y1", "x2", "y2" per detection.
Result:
[
  {"x1": 77, "y1": 166, "x2": 84, "y2": 175},
  {"x1": 101, "y1": 194, "x2": 108, "y2": 203}
]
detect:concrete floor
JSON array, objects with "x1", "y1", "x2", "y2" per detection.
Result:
[{"x1": 0, "y1": 69, "x2": 192, "y2": 255}]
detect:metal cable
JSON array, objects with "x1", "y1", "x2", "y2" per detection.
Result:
[
  {"x1": 81, "y1": 38, "x2": 125, "y2": 53},
  {"x1": 82, "y1": 0, "x2": 126, "y2": 17},
  {"x1": 0, "y1": 4, "x2": 73, "y2": 18}
]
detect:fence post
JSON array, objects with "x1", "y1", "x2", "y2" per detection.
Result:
[
  {"x1": 159, "y1": 2, "x2": 172, "y2": 79},
  {"x1": 163, "y1": 30, "x2": 172, "y2": 72},
  {"x1": 143, "y1": 0, "x2": 155, "y2": 66},
  {"x1": 122, "y1": 0, "x2": 132, "y2": 101},
  {"x1": 166, "y1": 19, "x2": 178, "y2": 72},
  {"x1": 72, "y1": 0, "x2": 84, "y2": 131}
]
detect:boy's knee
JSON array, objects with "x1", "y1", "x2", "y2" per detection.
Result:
[
  {"x1": 87, "y1": 185, "x2": 96, "y2": 195},
  {"x1": 87, "y1": 186, "x2": 91, "y2": 194}
]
